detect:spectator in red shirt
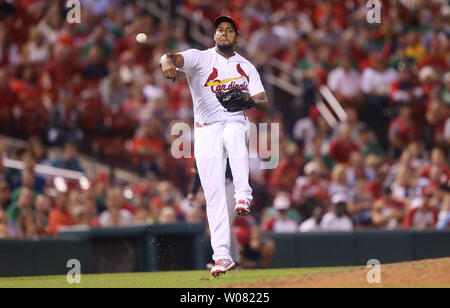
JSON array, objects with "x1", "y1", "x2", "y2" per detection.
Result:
[
  {"x1": 130, "y1": 120, "x2": 166, "y2": 176},
  {"x1": 233, "y1": 215, "x2": 275, "y2": 269},
  {"x1": 48, "y1": 191, "x2": 75, "y2": 236},
  {"x1": 372, "y1": 192, "x2": 405, "y2": 230},
  {"x1": 292, "y1": 161, "x2": 329, "y2": 202},
  {"x1": 10, "y1": 65, "x2": 41, "y2": 103},
  {"x1": 366, "y1": 163, "x2": 390, "y2": 200},
  {"x1": 420, "y1": 42, "x2": 448, "y2": 70},
  {"x1": 328, "y1": 123, "x2": 359, "y2": 164},
  {"x1": 0, "y1": 68, "x2": 17, "y2": 132},
  {"x1": 388, "y1": 105, "x2": 419, "y2": 157},
  {"x1": 292, "y1": 161, "x2": 329, "y2": 219},
  {"x1": 427, "y1": 164, "x2": 447, "y2": 191},
  {"x1": 403, "y1": 194, "x2": 439, "y2": 229},
  {"x1": 269, "y1": 142, "x2": 303, "y2": 193},
  {"x1": 420, "y1": 147, "x2": 449, "y2": 183},
  {"x1": 44, "y1": 43, "x2": 81, "y2": 88},
  {"x1": 379, "y1": 186, "x2": 406, "y2": 211},
  {"x1": 425, "y1": 96, "x2": 450, "y2": 147},
  {"x1": 372, "y1": 186, "x2": 405, "y2": 229}
]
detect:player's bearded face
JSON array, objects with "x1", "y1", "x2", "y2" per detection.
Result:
[{"x1": 214, "y1": 22, "x2": 238, "y2": 52}]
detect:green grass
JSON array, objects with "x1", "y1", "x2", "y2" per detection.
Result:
[{"x1": 0, "y1": 267, "x2": 343, "y2": 288}]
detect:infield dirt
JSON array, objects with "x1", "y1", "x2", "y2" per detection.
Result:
[{"x1": 225, "y1": 257, "x2": 450, "y2": 288}]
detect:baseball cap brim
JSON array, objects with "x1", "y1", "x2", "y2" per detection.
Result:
[
  {"x1": 214, "y1": 16, "x2": 239, "y2": 34},
  {"x1": 274, "y1": 196, "x2": 290, "y2": 210},
  {"x1": 331, "y1": 192, "x2": 348, "y2": 205}
]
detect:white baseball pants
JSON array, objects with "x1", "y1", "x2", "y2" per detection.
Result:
[{"x1": 194, "y1": 119, "x2": 252, "y2": 262}]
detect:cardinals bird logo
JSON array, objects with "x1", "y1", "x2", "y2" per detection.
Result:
[
  {"x1": 204, "y1": 68, "x2": 219, "y2": 87},
  {"x1": 236, "y1": 64, "x2": 249, "y2": 82}
]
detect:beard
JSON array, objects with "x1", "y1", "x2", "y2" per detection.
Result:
[{"x1": 217, "y1": 43, "x2": 234, "y2": 52}]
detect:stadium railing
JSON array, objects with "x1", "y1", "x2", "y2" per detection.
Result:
[{"x1": 0, "y1": 135, "x2": 141, "y2": 186}]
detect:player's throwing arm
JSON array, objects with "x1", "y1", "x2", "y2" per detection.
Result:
[{"x1": 160, "y1": 53, "x2": 184, "y2": 82}]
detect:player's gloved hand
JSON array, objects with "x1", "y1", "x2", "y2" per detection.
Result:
[{"x1": 216, "y1": 88, "x2": 255, "y2": 112}]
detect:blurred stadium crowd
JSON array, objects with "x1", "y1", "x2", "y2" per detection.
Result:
[{"x1": 0, "y1": 0, "x2": 449, "y2": 243}]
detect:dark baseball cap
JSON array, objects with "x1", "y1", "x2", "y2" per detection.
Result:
[{"x1": 214, "y1": 15, "x2": 239, "y2": 34}]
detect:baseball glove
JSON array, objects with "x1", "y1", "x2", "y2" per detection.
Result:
[{"x1": 216, "y1": 88, "x2": 255, "y2": 112}]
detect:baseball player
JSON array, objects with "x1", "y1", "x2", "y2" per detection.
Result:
[{"x1": 160, "y1": 16, "x2": 269, "y2": 277}]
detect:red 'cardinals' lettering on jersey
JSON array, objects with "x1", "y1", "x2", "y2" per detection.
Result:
[
  {"x1": 211, "y1": 82, "x2": 248, "y2": 94},
  {"x1": 204, "y1": 65, "x2": 250, "y2": 94}
]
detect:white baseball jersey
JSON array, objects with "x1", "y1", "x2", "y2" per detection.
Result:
[{"x1": 179, "y1": 47, "x2": 265, "y2": 125}]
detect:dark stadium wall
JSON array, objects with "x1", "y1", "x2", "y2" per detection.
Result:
[{"x1": 0, "y1": 226, "x2": 449, "y2": 277}]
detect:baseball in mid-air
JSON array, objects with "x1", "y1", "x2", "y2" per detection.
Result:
[{"x1": 136, "y1": 33, "x2": 147, "y2": 44}]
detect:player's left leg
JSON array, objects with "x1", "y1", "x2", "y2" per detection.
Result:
[
  {"x1": 194, "y1": 123, "x2": 231, "y2": 263},
  {"x1": 223, "y1": 121, "x2": 253, "y2": 215},
  {"x1": 225, "y1": 178, "x2": 240, "y2": 263}
]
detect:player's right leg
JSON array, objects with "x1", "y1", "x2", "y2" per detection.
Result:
[{"x1": 194, "y1": 123, "x2": 235, "y2": 276}]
